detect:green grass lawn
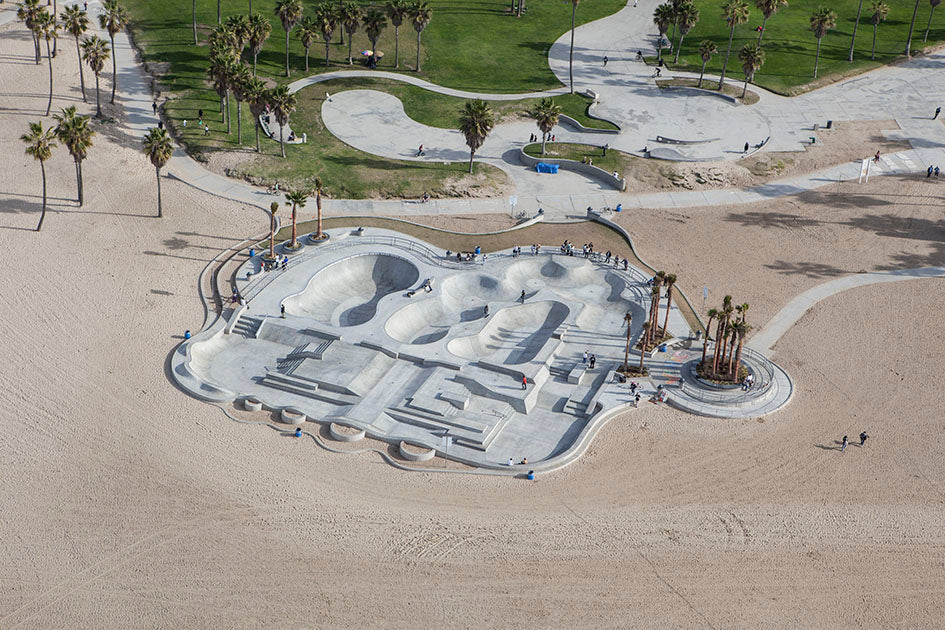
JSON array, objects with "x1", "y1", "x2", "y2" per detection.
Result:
[
  {"x1": 524, "y1": 142, "x2": 630, "y2": 175},
  {"x1": 666, "y1": 0, "x2": 945, "y2": 94}
]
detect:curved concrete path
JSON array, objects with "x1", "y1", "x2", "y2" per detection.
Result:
[{"x1": 749, "y1": 266, "x2": 945, "y2": 356}]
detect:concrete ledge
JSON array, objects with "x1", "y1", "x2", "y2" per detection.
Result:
[
  {"x1": 559, "y1": 114, "x2": 620, "y2": 135},
  {"x1": 659, "y1": 84, "x2": 740, "y2": 104},
  {"x1": 280, "y1": 407, "x2": 307, "y2": 425},
  {"x1": 330, "y1": 422, "x2": 365, "y2": 442},
  {"x1": 243, "y1": 396, "x2": 263, "y2": 411},
  {"x1": 399, "y1": 441, "x2": 435, "y2": 462},
  {"x1": 518, "y1": 148, "x2": 626, "y2": 191}
]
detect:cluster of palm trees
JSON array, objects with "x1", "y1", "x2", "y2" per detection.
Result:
[
  {"x1": 17, "y1": 0, "x2": 128, "y2": 119},
  {"x1": 264, "y1": 176, "x2": 328, "y2": 259},
  {"x1": 617, "y1": 270, "x2": 678, "y2": 375},
  {"x1": 660, "y1": 0, "x2": 933, "y2": 89},
  {"x1": 19, "y1": 107, "x2": 95, "y2": 231},
  {"x1": 700, "y1": 295, "x2": 751, "y2": 383}
]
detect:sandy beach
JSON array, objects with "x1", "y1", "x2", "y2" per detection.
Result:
[{"x1": 1, "y1": 21, "x2": 943, "y2": 628}]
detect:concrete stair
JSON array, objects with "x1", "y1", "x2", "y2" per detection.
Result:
[
  {"x1": 260, "y1": 371, "x2": 358, "y2": 406},
  {"x1": 385, "y1": 404, "x2": 513, "y2": 452},
  {"x1": 232, "y1": 315, "x2": 263, "y2": 338}
]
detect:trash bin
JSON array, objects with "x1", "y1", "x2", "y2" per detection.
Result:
[
  {"x1": 658, "y1": 343, "x2": 667, "y2": 352},
  {"x1": 826, "y1": 120, "x2": 833, "y2": 129},
  {"x1": 526, "y1": 470, "x2": 535, "y2": 480},
  {"x1": 249, "y1": 248, "x2": 255, "y2": 258}
]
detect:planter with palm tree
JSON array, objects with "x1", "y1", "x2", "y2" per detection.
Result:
[
  {"x1": 530, "y1": 97, "x2": 561, "y2": 154},
  {"x1": 143, "y1": 127, "x2": 174, "y2": 218},
  {"x1": 61, "y1": 5, "x2": 89, "y2": 103},
  {"x1": 21, "y1": 121, "x2": 56, "y2": 232},
  {"x1": 566, "y1": 0, "x2": 581, "y2": 93},
  {"x1": 755, "y1": 0, "x2": 787, "y2": 45},
  {"x1": 269, "y1": 84, "x2": 297, "y2": 158},
  {"x1": 99, "y1": 0, "x2": 128, "y2": 105},
  {"x1": 737, "y1": 43, "x2": 765, "y2": 98},
  {"x1": 245, "y1": 76, "x2": 268, "y2": 152},
  {"x1": 307, "y1": 177, "x2": 330, "y2": 244},
  {"x1": 925, "y1": 0, "x2": 941, "y2": 41},
  {"x1": 386, "y1": 0, "x2": 408, "y2": 68},
  {"x1": 283, "y1": 188, "x2": 309, "y2": 252},
  {"x1": 36, "y1": 10, "x2": 58, "y2": 118},
  {"x1": 697, "y1": 39, "x2": 717, "y2": 87},
  {"x1": 653, "y1": 4, "x2": 674, "y2": 63},
  {"x1": 363, "y1": 7, "x2": 387, "y2": 65},
  {"x1": 719, "y1": 0, "x2": 750, "y2": 90},
  {"x1": 81, "y1": 35, "x2": 109, "y2": 118},
  {"x1": 410, "y1": 1, "x2": 432, "y2": 72},
  {"x1": 275, "y1": 0, "x2": 303, "y2": 77},
  {"x1": 246, "y1": 14, "x2": 272, "y2": 75},
  {"x1": 458, "y1": 99, "x2": 494, "y2": 174},
  {"x1": 673, "y1": 2, "x2": 699, "y2": 64},
  {"x1": 53, "y1": 106, "x2": 94, "y2": 206},
  {"x1": 314, "y1": 2, "x2": 337, "y2": 67},
  {"x1": 810, "y1": 6, "x2": 837, "y2": 78},
  {"x1": 340, "y1": 2, "x2": 364, "y2": 64},
  {"x1": 869, "y1": 1, "x2": 889, "y2": 60}
]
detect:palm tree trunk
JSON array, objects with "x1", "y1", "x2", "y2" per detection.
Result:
[
  {"x1": 325, "y1": 41, "x2": 330, "y2": 66},
  {"x1": 416, "y1": 29, "x2": 421, "y2": 71},
  {"x1": 813, "y1": 37, "x2": 822, "y2": 77},
  {"x1": 94, "y1": 72, "x2": 102, "y2": 117},
  {"x1": 925, "y1": 5, "x2": 937, "y2": 41},
  {"x1": 74, "y1": 158, "x2": 82, "y2": 205},
  {"x1": 872, "y1": 24, "x2": 878, "y2": 60},
  {"x1": 269, "y1": 213, "x2": 275, "y2": 258},
  {"x1": 225, "y1": 91, "x2": 231, "y2": 133},
  {"x1": 284, "y1": 31, "x2": 290, "y2": 77},
  {"x1": 468, "y1": 150, "x2": 475, "y2": 174},
  {"x1": 541, "y1": 132, "x2": 546, "y2": 154},
  {"x1": 31, "y1": 31, "x2": 41, "y2": 64},
  {"x1": 719, "y1": 24, "x2": 735, "y2": 90},
  {"x1": 52, "y1": 0, "x2": 58, "y2": 56},
  {"x1": 733, "y1": 340, "x2": 744, "y2": 381},
  {"x1": 663, "y1": 289, "x2": 673, "y2": 333},
  {"x1": 757, "y1": 15, "x2": 768, "y2": 45},
  {"x1": 236, "y1": 99, "x2": 242, "y2": 144},
  {"x1": 517, "y1": 0, "x2": 523, "y2": 18},
  {"x1": 316, "y1": 190, "x2": 322, "y2": 237},
  {"x1": 155, "y1": 166, "x2": 163, "y2": 218},
  {"x1": 249, "y1": 0, "x2": 253, "y2": 16},
  {"x1": 569, "y1": 3, "x2": 576, "y2": 93},
  {"x1": 657, "y1": 32, "x2": 664, "y2": 62},
  {"x1": 304, "y1": 46, "x2": 309, "y2": 71},
  {"x1": 638, "y1": 334, "x2": 646, "y2": 371},
  {"x1": 255, "y1": 119, "x2": 261, "y2": 152},
  {"x1": 75, "y1": 36, "x2": 87, "y2": 102},
  {"x1": 291, "y1": 204, "x2": 298, "y2": 247},
  {"x1": 906, "y1": 0, "x2": 921, "y2": 55},
  {"x1": 742, "y1": 78, "x2": 749, "y2": 98},
  {"x1": 348, "y1": 34, "x2": 352, "y2": 64},
  {"x1": 849, "y1": 0, "x2": 864, "y2": 61},
  {"x1": 280, "y1": 123, "x2": 286, "y2": 158},
  {"x1": 37, "y1": 160, "x2": 47, "y2": 231},
  {"x1": 109, "y1": 34, "x2": 117, "y2": 104},
  {"x1": 193, "y1": 0, "x2": 198, "y2": 44},
  {"x1": 394, "y1": 24, "x2": 399, "y2": 67},
  {"x1": 701, "y1": 318, "x2": 714, "y2": 364},
  {"x1": 253, "y1": 52, "x2": 258, "y2": 75},
  {"x1": 624, "y1": 326, "x2": 631, "y2": 369},
  {"x1": 698, "y1": 59, "x2": 707, "y2": 87},
  {"x1": 674, "y1": 33, "x2": 685, "y2": 64},
  {"x1": 45, "y1": 37, "x2": 53, "y2": 116},
  {"x1": 217, "y1": 0, "x2": 221, "y2": 23},
  {"x1": 727, "y1": 333, "x2": 737, "y2": 377}
]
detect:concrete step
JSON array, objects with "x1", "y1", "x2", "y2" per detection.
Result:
[{"x1": 261, "y1": 372, "x2": 358, "y2": 406}]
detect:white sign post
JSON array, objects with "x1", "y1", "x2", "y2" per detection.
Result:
[
  {"x1": 509, "y1": 195, "x2": 518, "y2": 218},
  {"x1": 858, "y1": 158, "x2": 872, "y2": 183},
  {"x1": 702, "y1": 286, "x2": 708, "y2": 313},
  {"x1": 441, "y1": 434, "x2": 452, "y2": 457}
]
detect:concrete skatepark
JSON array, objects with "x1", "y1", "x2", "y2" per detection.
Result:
[{"x1": 173, "y1": 228, "x2": 792, "y2": 471}]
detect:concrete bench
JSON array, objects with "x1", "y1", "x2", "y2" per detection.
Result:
[{"x1": 567, "y1": 363, "x2": 587, "y2": 384}]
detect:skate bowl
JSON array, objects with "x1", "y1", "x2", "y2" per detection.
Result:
[
  {"x1": 284, "y1": 253, "x2": 419, "y2": 326},
  {"x1": 505, "y1": 256, "x2": 598, "y2": 289},
  {"x1": 447, "y1": 300, "x2": 569, "y2": 364}
]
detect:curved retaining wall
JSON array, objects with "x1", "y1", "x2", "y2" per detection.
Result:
[
  {"x1": 399, "y1": 441, "x2": 436, "y2": 462},
  {"x1": 659, "y1": 83, "x2": 740, "y2": 104},
  {"x1": 330, "y1": 422, "x2": 366, "y2": 442},
  {"x1": 559, "y1": 113, "x2": 620, "y2": 135},
  {"x1": 518, "y1": 149, "x2": 626, "y2": 191}
]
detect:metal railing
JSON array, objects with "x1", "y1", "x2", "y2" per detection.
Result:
[{"x1": 678, "y1": 346, "x2": 775, "y2": 405}]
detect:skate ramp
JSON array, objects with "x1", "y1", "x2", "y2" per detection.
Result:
[
  {"x1": 447, "y1": 301, "x2": 569, "y2": 364},
  {"x1": 505, "y1": 256, "x2": 598, "y2": 289},
  {"x1": 284, "y1": 253, "x2": 419, "y2": 327}
]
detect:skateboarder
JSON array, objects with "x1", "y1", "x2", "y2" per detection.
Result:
[{"x1": 521, "y1": 375, "x2": 527, "y2": 390}]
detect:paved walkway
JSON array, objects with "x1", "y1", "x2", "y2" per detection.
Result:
[{"x1": 749, "y1": 265, "x2": 945, "y2": 356}]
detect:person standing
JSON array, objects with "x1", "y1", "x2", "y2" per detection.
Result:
[
  {"x1": 603, "y1": 56, "x2": 609, "y2": 66},
  {"x1": 589, "y1": 355, "x2": 596, "y2": 369},
  {"x1": 521, "y1": 375, "x2": 527, "y2": 390},
  {"x1": 744, "y1": 141, "x2": 750, "y2": 153},
  {"x1": 520, "y1": 290, "x2": 526, "y2": 303},
  {"x1": 859, "y1": 431, "x2": 869, "y2": 446},
  {"x1": 841, "y1": 435, "x2": 848, "y2": 452},
  {"x1": 934, "y1": 106, "x2": 941, "y2": 119},
  {"x1": 928, "y1": 165, "x2": 933, "y2": 178},
  {"x1": 583, "y1": 350, "x2": 588, "y2": 364},
  {"x1": 152, "y1": 101, "x2": 158, "y2": 115}
]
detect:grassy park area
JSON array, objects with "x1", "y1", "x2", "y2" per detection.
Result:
[{"x1": 667, "y1": 0, "x2": 945, "y2": 95}]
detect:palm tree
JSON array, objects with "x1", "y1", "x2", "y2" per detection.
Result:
[
  {"x1": 339, "y1": 2, "x2": 363, "y2": 64},
  {"x1": 363, "y1": 7, "x2": 388, "y2": 60},
  {"x1": 17, "y1": 0, "x2": 43, "y2": 64},
  {"x1": 639, "y1": 321, "x2": 650, "y2": 372},
  {"x1": 719, "y1": 0, "x2": 750, "y2": 90},
  {"x1": 458, "y1": 100, "x2": 494, "y2": 174},
  {"x1": 661, "y1": 274, "x2": 677, "y2": 334},
  {"x1": 729, "y1": 321, "x2": 751, "y2": 380},
  {"x1": 297, "y1": 16, "x2": 318, "y2": 71},
  {"x1": 275, "y1": 0, "x2": 303, "y2": 77},
  {"x1": 925, "y1": 0, "x2": 941, "y2": 41},
  {"x1": 530, "y1": 97, "x2": 561, "y2": 154},
  {"x1": 410, "y1": 1, "x2": 433, "y2": 72},
  {"x1": 21, "y1": 121, "x2": 56, "y2": 231},
  {"x1": 653, "y1": 4, "x2": 674, "y2": 62},
  {"x1": 269, "y1": 84, "x2": 297, "y2": 158},
  {"x1": 755, "y1": 0, "x2": 787, "y2": 45},
  {"x1": 905, "y1": 0, "x2": 921, "y2": 55},
  {"x1": 869, "y1": 2, "x2": 889, "y2": 60},
  {"x1": 566, "y1": 0, "x2": 581, "y2": 93},
  {"x1": 701, "y1": 308, "x2": 718, "y2": 364},
  {"x1": 622, "y1": 311, "x2": 633, "y2": 371},
  {"x1": 810, "y1": 7, "x2": 837, "y2": 78},
  {"x1": 284, "y1": 188, "x2": 309, "y2": 249},
  {"x1": 315, "y1": 2, "x2": 337, "y2": 67},
  {"x1": 61, "y1": 6, "x2": 89, "y2": 103},
  {"x1": 209, "y1": 22, "x2": 240, "y2": 54},
  {"x1": 737, "y1": 43, "x2": 764, "y2": 97},
  {"x1": 245, "y1": 15, "x2": 271, "y2": 75},
  {"x1": 99, "y1": 0, "x2": 129, "y2": 105},
  {"x1": 267, "y1": 201, "x2": 279, "y2": 259},
  {"x1": 697, "y1": 39, "x2": 717, "y2": 87},
  {"x1": 208, "y1": 52, "x2": 238, "y2": 131},
  {"x1": 224, "y1": 14, "x2": 251, "y2": 56},
  {"x1": 81, "y1": 35, "x2": 109, "y2": 118},
  {"x1": 386, "y1": 0, "x2": 408, "y2": 68},
  {"x1": 53, "y1": 107, "x2": 94, "y2": 206},
  {"x1": 712, "y1": 295, "x2": 732, "y2": 375},
  {"x1": 36, "y1": 10, "x2": 58, "y2": 117},
  {"x1": 312, "y1": 176, "x2": 326, "y2": 241},
  {"x1": 231, "y1": 63, "x2": 251, "y2": 144},
  {"x1": 143, "y1": 127, "x2": 174, "y2": 218},
  {"x1": 673, "y1": 2, "x2": 699, "y2": 63},
  {"x1": 650, "y1": 270, "x2": 665, "y2": 337},
  {"x1": 244, "y1": 76, "x2": 268, "y2": 152},
  {"x1": 848, "y1": 0, "x2": 865, "y2": 61}
]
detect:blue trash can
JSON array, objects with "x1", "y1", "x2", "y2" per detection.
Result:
[
  {"x1": 249, "y1": 248, "x2": 255, "y2": 258},
  {"x1": 184, "y1": 330, "x2": 192, "y2": 339},
  {"x1": 526, "y1": 470, "x2": 535, "y2": 480},
  {"x1": 294, "y1": 427, "x2": 302, "y2": 437},
  {"x1": 659, "y1": 343, "x2": 667, "y2": 352}
]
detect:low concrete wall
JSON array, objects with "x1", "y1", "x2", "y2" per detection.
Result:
[
  {"x1": 660, "y1": 83, "x2": 740, "y2": 104},
  {"x1": 399, "y1": 441, "x2": 435, "y2": 462},
  {"x1": 559, "y1": 114, "x2": 620, "y2": 135},
  {"x1": 330, "y1": 422, "x2": 365, "y2": 442},
  {"x1": 243, "y1": 396, "x2": 263, "y2": 411},
  {"x1": 280, "y1": 407, "x2": 306, "y2": 425},
  {"x1": 518, "y1": 149, "x2": 626, "y2": 191}
]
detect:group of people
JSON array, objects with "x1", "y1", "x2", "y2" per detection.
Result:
[
  {"x1": 507, "y1": 457, "x2": 528, "y2": 466},
  {"x1": 582, "y1": 351, "x2": 597, "y2": 369},
  {"x1": 926, "y1": 165, "x2": 941, "y2": 178},
  {"x1": 741, "y1": 373, "x2": 755, "y2": 391},
  {"x1": 260, "y1": 255, "x2": 289, "y2": 272},
  {"x1": 840, "y1": 432, "x2": 869, "y2": 452}
]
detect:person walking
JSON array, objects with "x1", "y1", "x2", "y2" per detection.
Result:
[
  {"x1": 928, "y1": 165, "x2": 933, "y2": 178},
  {"x1": 152, "y1": 101, "x2": 158, "y2": 115},
  {"x1": 603, "y1": 56, "x2": 609, "y2": 66},
  {"x1": 744, "y1": 142, "x2": 750, "y2": 153},
  {"x1": 859, "y1": 431, "x2": 869, "y2": 446},
  {"x1": 936, "y1": 166, "x2": 941, "y2": 177},
  {"x1": 841, "y1": 435, "x2": 848, "y2": 452},
  {"x1": 583, "y1": 350, "x2": 588, "y2": 364},
  {"x1": 520, "y1": 290, "x2": 526, "y2": 303},
  {"x1": 589, "y1": 355, "x2": 596, "y2": 369},
  {"x1": 281, "y1": 304, "x2": 286, "y2": 318},
  {"x1": 934, "y1": 106, "x2": 941, "y2": 119},
  {"x1": 634, "y1": 393, "x2": 641, "y2": 406},
  {"x1": 521, "y1": 375, "x2": 527, "y2": 390},
  {"x1": 483, "y1": 305, "x2": 489, "y2": 317}
]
